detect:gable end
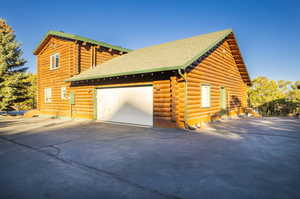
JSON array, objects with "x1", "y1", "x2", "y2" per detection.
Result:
[{"x1": 33, "y1": 31, "x2": 131, "y2": 55}]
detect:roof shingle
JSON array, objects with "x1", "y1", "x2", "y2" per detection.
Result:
[{"x1": 66, "y1": 29, "x2": 245, "y2": 82}]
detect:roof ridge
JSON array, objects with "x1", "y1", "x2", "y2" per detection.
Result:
[{"x1": 134, "y1": 29, "x2": 233, "y2": 51}]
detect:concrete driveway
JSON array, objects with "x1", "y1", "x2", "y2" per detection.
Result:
[{"x1": 0, "y1": 117, "x2": 299, "y2": 199}]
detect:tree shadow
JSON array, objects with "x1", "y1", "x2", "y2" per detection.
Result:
[
  {"x1": 0, "y1": 120, "x2": 21, "y2": 128},
  {"x1": 210, "y1": 95, "x2": 244, "y2": 122},
  {"x1": 98, "y1": 101, "x2": 153, "y2": 127}
]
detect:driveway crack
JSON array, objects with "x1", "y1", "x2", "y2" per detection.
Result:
[{"x1": 0, "y1": 136, "x2": 184, "y2": 199}]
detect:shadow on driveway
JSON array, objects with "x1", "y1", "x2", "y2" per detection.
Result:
[{"x1": 0, "y1": 117, "x2": 299, "y2": 199}]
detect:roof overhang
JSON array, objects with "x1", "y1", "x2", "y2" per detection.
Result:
[
  {"x1": 65, "y1": 66, "x2": 180, "y2": 82},
  {"x1": 33, "y1": 31, "x2": 131, "y2": 55},
  {"x1": 226, "y1": 33, "x2": 251, "y2": 86},
  {"x1": 65, "y1": 29, "x2": 251, "y2": 86}
]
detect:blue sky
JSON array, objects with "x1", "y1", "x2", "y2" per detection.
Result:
[{"x1": 1, "y1": 0, "x2": 299, "y2": 81}]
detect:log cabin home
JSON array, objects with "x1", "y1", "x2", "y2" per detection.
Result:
[{"x1": 34, "y1": 29, "x2": 251, "y2": 129}]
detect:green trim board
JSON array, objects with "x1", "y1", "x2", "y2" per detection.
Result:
[
  {"x1": 65, "y1": 29, "x2": 250, "y2": 85},
  {"x1": 93, "y1": 88, "x2": 97, "y2": 120},
  {"x1": 33, "y1": 30, "x2": 131, "y2": 55},
  {"x1": 69, "y1": 91, "x2": 75, "y2": 105}
]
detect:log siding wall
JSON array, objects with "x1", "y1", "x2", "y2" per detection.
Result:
[
  {"x1": 37, "y1": 37, "x2": 73, "y2": 117},
  {"x1": 186, "y1": 39, "x2": 248, "y2": 125}
]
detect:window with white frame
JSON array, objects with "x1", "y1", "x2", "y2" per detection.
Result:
[
  {"x1": 44, "y1": 88, "x2": 52, "y2": 103},
  {"x1": 50, "y1": 53, "x2": 60, "y2": 70},
  {"x1": 61, "y1": 87, "x2": 67, "y2": 100},
  {"x1": 201, "y1": 84, "x2": 211, "y2": 108}
]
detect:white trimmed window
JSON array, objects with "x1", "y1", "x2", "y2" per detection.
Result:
[
  {"x1": 201, "y1": 84, "x2": 211, "y2": 108},
  {"x1": 50, "y1": 53, "x2": 60, "y2": 70},
  {"x1": 44, "y1": 88, "x2": 52, "y2": 103},
  {"x1": 61, "y1": 87, "x2": 67, "y2": 100}
]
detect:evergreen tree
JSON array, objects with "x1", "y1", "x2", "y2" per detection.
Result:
[
  {"x1": 14, "y1": 73, "x2": 36, "y2": 110},
  {"x1": 0, "y1": 18, "x2": 27, "y2": 111},
  {"x1": 248, "y1": 77, "x2": 300, "y2": 116}
]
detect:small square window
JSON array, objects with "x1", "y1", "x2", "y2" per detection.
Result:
[
  {"x1": 50, "y1": 53, "x2": 60, "y2": 70},
  {"x1": 61, "y1": 87, "x2": 67, "y2": 100}
]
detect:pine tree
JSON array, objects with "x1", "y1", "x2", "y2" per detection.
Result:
[
  {"x1": 0, "y1": 18, "x2": 27, "y2": 111},
  {"x1": 13, "y1": 73, "x2": 36, "y2": 110}
]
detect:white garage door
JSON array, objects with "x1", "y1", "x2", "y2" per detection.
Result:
[{"x1": 96, "y1": 85, "x2": 153, "y2": 126}]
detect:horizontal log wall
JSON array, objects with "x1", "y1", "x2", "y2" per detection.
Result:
[
  {"x1": 96, "y1": 48, "x2": 119, "y2": 66},
  {"x1": 79, "y1": 44, "x2": 120, "y2": 72},
  {"x1": 153, "y1": 80, "x2": 176, "y2": 127},
  {"x1": 37, "y1": 36, "x2": 124, "y2": 119},
  {"x1": 69, "y1": 85, "x2": 94, "y2": 119},
  {"x1": 186, "y1": 39, "x2": 248, "y2": 125},
  {"x1": 37, "y1": 37, "x2": 73, "y2": 118},
  {"x1": 79, "y1": 44, "x2": 92, "y2": 72}
]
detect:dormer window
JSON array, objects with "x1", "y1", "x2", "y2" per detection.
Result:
[{"x1": 50, "y1": 53, "x2": 60, "y2": 70}]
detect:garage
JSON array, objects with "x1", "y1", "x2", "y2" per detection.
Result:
[{"x1": 96, "y1": 85, "x2": 153, "y2": 126}]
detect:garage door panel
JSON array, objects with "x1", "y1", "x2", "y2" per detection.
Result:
[
  {"x1": 108, "y1": 102, "x2": 152, "y2": 125},
  {"x1": 97, "y1": 86, "x2": 153, "y2": 126}
]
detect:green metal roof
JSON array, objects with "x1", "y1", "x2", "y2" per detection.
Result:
[
  {"x1": 33, "y1": 31, "x2": 131, "y2": 54},
  {"x1": 65, "y1": 29, "x2": 250, "y2": 84}
]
